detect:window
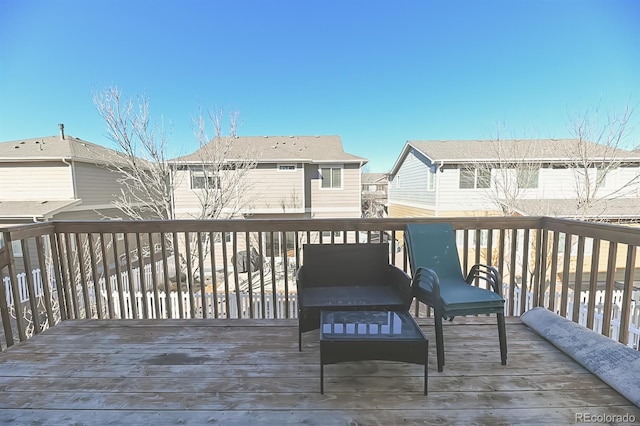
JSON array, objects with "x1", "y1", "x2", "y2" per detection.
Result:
[
  {"x1": 459, "y1": 168, "x2": 491, "y2": 189},
  {"x1": 517, "y1": 169, "x2": 539, "y2": 188},
  {"x1": 320, "y1": 166, "x2": 342, "y2": 189},
  {"x1": 191, "y1": 168, "x2": 220, "y2": 190},
  {"x1": 278, "y1": 164, "x2": 296, "y2": 171},
  {"x1": 426, "y1": 169, "x2": 435, "y2": 191}
]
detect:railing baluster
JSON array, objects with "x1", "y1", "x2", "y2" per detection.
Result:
[
  {"x1": 197, "y1": 232, "x2": 207, "y2": 319},
  {"x1": 87, "y1": 233, "x2": 103, "y2": 320},
  {"x1": 586, "y1": 238, "x2": 601, "y2": 330},
  {"x1": 601, "y1": 242, "x2": 618, "y2": 338},
  {"x1": 619, "y1": 244, "x2": 636, "y2": 345},
  {"x1": 572, "y1": 236, "x2": 586, "y2": 322},
  {"x1": 112, "y1": 233, "x2": 126, "y2": 319},
  {"x1": 99, "y1": 233, "x2": 115, "y2": 319},
  {"x1": 560, "y1": 233, "x2": 572, "y2": 318}
]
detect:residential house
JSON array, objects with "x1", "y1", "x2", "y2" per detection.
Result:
[
  {"x1": 170, "y1": 135, "x2": 366, "y2": 269},
  {"x1": 171, "y1": 135, "x2": 366, "y2": 220},
  {"x1": 388, "y1": 139, "x2": 640, "y2": 220},
  {"x1": 387, "y1": 139, "x2": 640, "y2": 288},
  {"x1": 361, "y1": 172, "x2": 389, "y2": 217},
  {"x1": 0, "y1": 124, "x2": 157, "y2": 277},
  {"x1": 0, "y1": 124, "x2": 140, "y2": 227}
]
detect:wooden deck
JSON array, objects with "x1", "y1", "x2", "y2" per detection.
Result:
[{"x1": 0, "y1": 317, "x2": 638, "y2": 425}]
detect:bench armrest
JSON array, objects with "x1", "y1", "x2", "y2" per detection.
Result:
[{"x1": 388, "y1": 265, "x2": 413, "y2": 309}]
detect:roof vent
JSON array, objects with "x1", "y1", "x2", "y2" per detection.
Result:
[{"x1": 59, "y1": 123, "x2": 65, "y2": 140}]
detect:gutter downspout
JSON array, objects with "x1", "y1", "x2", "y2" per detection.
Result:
[
  {"x1": 61, "y1": 158, "x2": 77, "y2": 199},
  {"x1": 435, "y1": 161, "x2": 444, "y2": 217}
]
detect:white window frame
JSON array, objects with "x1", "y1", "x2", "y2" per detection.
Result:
[
  {"x1": 319, "y1": 165, "x2": 343, "y2": 190},
  {"x1": 278, "y1": 163, "x2": 297, "y2": 172},
  {"x1": 426, "y1": 169, "x2": 435, "y2": 191},
  {"x1": 190, "y1": 168, "x2": 221, "y2": 190},
  {"x1": 459, "y1": 167, "x2": 491, "y2": 189}
]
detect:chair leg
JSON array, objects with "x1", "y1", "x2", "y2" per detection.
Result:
[
  {"x1": 298, "y1": 318, "x2": 303, "y2": 351},
  {"x1": 497, "y1": 312, "x2": 507, "y2": 365},
  {"x1": 434, "y1": 311, "x2": 445, "y2": 372}
]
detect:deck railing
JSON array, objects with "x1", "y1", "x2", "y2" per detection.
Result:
[{"x1": 1, "y1": 217, "x2": 639, "y2": 351}]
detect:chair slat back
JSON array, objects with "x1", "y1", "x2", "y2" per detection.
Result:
[{"x1": 405, "y1": 223, "x2": 464, "y2": 281}]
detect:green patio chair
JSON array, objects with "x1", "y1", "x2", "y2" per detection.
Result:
[{"x1": 405, "y1": 223, "x2": 507, "y2": 372}]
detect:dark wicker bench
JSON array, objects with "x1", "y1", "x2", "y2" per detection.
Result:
[{"x1": 296, "y1": 243, "x2": 412, "y2": 350}]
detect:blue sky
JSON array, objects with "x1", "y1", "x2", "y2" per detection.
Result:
[{"x1": 1, "y1": 0, "x2": 639, "y2": 172}]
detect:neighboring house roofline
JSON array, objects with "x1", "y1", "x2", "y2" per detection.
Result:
[
  {"x1": 389, "y1": 139, "x2": 640, "y2": 176},
  {"x1": 170, "y1": 135, "x2": 367, "y2": 165},
  {"x1": 0, "y1": 199, "x2": 82, "y2": 220}
]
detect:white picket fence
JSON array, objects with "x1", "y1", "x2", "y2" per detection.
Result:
[
  {"x1": 3, "y1": 267, "x2": 640, "y2": 347},
  {"x1": 110, "y1": 290, "x2": 298, "y2": 320}
]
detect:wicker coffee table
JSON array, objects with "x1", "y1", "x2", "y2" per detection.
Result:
[{"x1": 319, "y1": 310, "x2": 428, "y2": 394}]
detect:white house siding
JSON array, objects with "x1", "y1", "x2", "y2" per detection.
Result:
[
  {"x1": 307, "y1": 163, "x2": 362, "y2": 218},
  {"x1": 388, "y1": 149, "x2": 436, "y2": 211},
  {"x1": 0, "y1": 162, "x2": 73, "y2": 200},
  {"x1": 436, "y1": 168, "x2": 500, "y2": 212}
]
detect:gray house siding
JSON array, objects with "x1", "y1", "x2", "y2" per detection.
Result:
[
  {"x1": 388, "y1": 148, "x2": 436, "y2": 209},
  {"x1": 73, "y1": 162, "x2": 124, "y2": 207}
]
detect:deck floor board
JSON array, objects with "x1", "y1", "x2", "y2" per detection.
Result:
[{"x1": 1, "y1": 317, "x2": 639, "y2": 425}]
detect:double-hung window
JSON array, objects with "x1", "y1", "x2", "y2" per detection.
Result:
[
  {"x1": 320, "y1": 166, "x2": 342, "y2": 189},
  {"x1": 191, "y1": 168, "x2": 220, "y2": 190},
  {"x1": 459, "y1": 167, "x2": 491, "y2": 189}
]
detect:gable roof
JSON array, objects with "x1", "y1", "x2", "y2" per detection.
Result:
[
  {"x1": 0, "y1": 134, "x2": 128, "y2": 165},
  {"x1": 362, "y1": 173, "x2": 388, "y2": 184},
  {"x1": 389, "y1": 139, "x2": 640, "y2": 175},
  {"x1": 173, "y1": 135, "x2": 367, "y2": 164},
  {"x1": 0, "y1": 199, "x2": 81, "y2": 220}
]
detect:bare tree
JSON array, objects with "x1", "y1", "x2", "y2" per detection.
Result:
[
  {"x1": 93, "y1": 87, "x2": 175, "y2": 221},
  {"x1": 564, "y1": 104, "x2": 639, "y2": 220},
  {"x1": 189, "y1": 109, "x2": 258, "y2": 220}
]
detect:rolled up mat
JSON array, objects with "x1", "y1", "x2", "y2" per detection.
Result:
[{"x1": 521, "y1": 307, "x2": 640, "y2": 408}]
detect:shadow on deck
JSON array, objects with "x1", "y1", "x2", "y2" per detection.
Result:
[{"x1": 0, "y1": 317, "x2": 638, "y2": 425}]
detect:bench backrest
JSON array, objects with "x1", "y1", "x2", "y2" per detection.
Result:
[{"x1": 301, "y1": 243, "x2": 390, "y2": 287}]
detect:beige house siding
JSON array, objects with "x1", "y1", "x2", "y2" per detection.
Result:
[
  {"x1": 388, "y1": 203, "x2": 435, "y2": 218},
  {"x1": 0, "y1": 162, "x2": 72, "y2": 200},
  {"x1": 308, "y1": 163, "x2": 362, "y2": 218},
  {"x1": 242, "y1": 164, "x2": 304, "y2": 214}
]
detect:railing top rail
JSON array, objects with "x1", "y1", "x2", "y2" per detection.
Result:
[
  {"x1": 542, "y1": 217, "x2": 640, "y2": 246},
  {"x1": 1, "y1": 216, "x2": 638, "y2": 245},
  {"x1": 12, "y1": 216, "x2": 544, "y2": 234}
]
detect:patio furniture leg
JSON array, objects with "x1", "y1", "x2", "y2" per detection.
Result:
[
  {"x1": 320, "y1": 363, "x2": 324, "y2": 394},
  {"x1": 434, "y1": 310, "x2": 445, "y2": 372},
  {"x1": 424, "y1": 345, "x2": 429, "y2": 395},
  {"x1": 298, "y1": 326, "x2": 302, "y2": 351},
  {"x1": 497, "y1": 312, "x2": 507, "y2": 365}
]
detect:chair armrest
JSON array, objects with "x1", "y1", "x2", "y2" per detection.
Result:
[
  {"x1": 387, "y1": 265, "x2": 412, "y2": 308},
  {"x1": 466, "y1": 264, "x2": 502, "y2": 296},
  {"x1": 413, "y1": 266, "x2": 441, "y2": 303}
]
